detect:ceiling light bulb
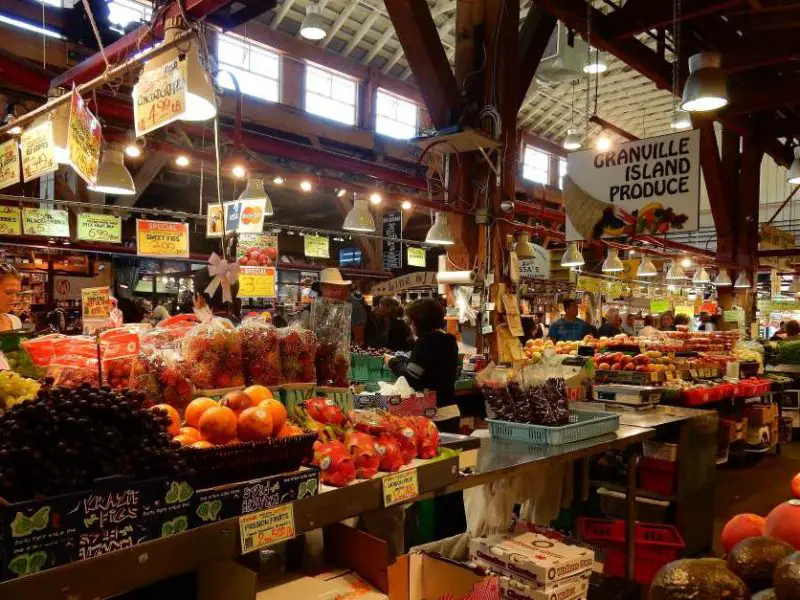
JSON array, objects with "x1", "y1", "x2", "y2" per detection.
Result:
[
  {"x1": 425, "y1": 211, "x2": 455, "y2": 246},
  {"x1": 596, "y1": 134, "x2": 611, "y2": 151},
  {"x1": 342, "y1": 197, "x2": 375, "y2": 232},
  {"x1": 232, "y1": 165, "x2": 246, "y2": 179},
  {"x1": 336, "y1": 188, "x2": 346, "y2": 197},
  {"x1": 601, "y1": 248, "x2": 624, "y2": 273},
  {"x1": 88, "y1": 148, "x2": 136, "y2": 195},
  {"x1": 239, "y1": 177, "x2": 274, "y2": 217},
  {"x1": 8, "y1": 125, "x2": 22, "y2": 136},
  {"x1": 300, "y1": 180, "x2": 312, "y2": 192},
  {"x1": 563, "y1": 128, "x2": 582, "y2": 151},
  {"x1": 628, "y1": 249, "x2": 635, "y2": 256},
  {"x1": 300, "y1": 1, "x2": 327, "y2": 40},
  {"x1": 583, "y1": 48, "x2": 608, "y2": 74},
  {"x1": 272, "y1": 176, "x2": 285, "y2": 185},
  {"x1": 401, "y1": 200, "x2": 412, "y2": 210},
  {"x1": 670, "y1": 109, "x2": 691, "y2": 129},
  {"x1": 637, "y1": 257, "x2": 658, "y2": 277},
  {"x1": 560, "y1": 242, "x2": 584, "y2": 267},
  {"x1": 681, "y1": 257, "x2": 692, "y2": 268},
  {"x1": 175, "y1": 155, "x2": 190, "y2": 167},
  {"x1": 788, "y1": 147, "x2": 800, "y2": 184},
  {"x1": 124, "y1": 144, "x2": 141, "y2": 158},
  {"x1": 369, "y1": 192, "x2": 382, "y2": 205},
  {"x1": 681, "y1": 51, "x2": 728, "y2": 113}
]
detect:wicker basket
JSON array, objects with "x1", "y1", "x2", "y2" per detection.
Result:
[{"x1": 180, "y1": 432, "x2": 318, "y2": 487}]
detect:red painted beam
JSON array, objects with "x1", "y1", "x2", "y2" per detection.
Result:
[
  {"x1": 605, "y1": 0, "x2": 743, "y2": 39},
  {"x1": 589, "y1": 116, "x2": 639, "y2": 142},
  {"x1": 0, "y1": 50, "x2": 50, "y2": 95},
  {"x1": 51, "y1": 0, "x2": 235, "y2": 89}
]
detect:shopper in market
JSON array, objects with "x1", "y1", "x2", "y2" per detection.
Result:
[
  {"x1": 548, "y1": 298, "x2": 592, "y2": 342},
  {"x1": 639, "y1": 315, "x2": 660, "y2": 337},
  {"x1": 376, "y1": 297, "x2": 412, "y2": 351},
  {"x1": 596, "y1": 308, "x2": 623, "y2": 338},
  {"x1": 0, "y1": 264, "x2": 22, "y2": 331},
  {"x1": 385, "y1": 298, "x2": 460, "y2": 432},
  {"x1": 192, "y1": 266, "x2": 241, "y2": 323},
  {"x1": 659, "y1": 311, "x2": 675, "y2": 331},
  {"x1": 621, "y1": 312, "x2": 637, "y2": 335},
  {"x1": 784, "y1": 320, "x2": 800, "y2": 341}
]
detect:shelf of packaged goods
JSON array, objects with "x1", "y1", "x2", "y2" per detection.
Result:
[{"x1": 0, "y1": 426, "x2": 653, "y2": 599}]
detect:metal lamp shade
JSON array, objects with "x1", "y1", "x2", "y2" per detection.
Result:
[
  {"x1": 692, "y1": 266, "x2": 710, "y2": 284},
  {"x1": 681, "y1": 52, "x2": 728, "y2": 112},
  {"x1": 601, "y1": 248, "x2": 624, "y2": 272},
  {"x1": 733, "y1": 271, "x2": 752, "y2": 289},
  {"x1": 563, "y1": 129, "x2": 582, "y2": 151},
  {"x1": 637, "y1": 257, "x2": 658, "y2": 277},
  {"x1": 514, "y1": 233, "x2": 536, "y2": 259},
  {"x1": 713, "y1": 269, "x2": 732, "y2": 287},
  {"x1": 670, "y1": 109, "x2": 691, "y2": 129},
  {"x1": 239, "y1": 178, "x2": 273, "y2": 216},
  {"x1": 788, "y1": 147, "x2": 800, "y2": 184},
  {"x1": 560, "y1": 242, "x2": 584, "y2": 267},
  {"x1": 342, "y1": 198, "x2": 375, "y2": 232},
  {"x1": 88, "y1": 149, "x2": 135, "y2": 195},
  {"x1": 300, "y1": 4, "x2": 327, "y2": 40},
  {"x1": 666, "y1": 260, "x2": 686, "y2": 280},
  {"x1": 425, "y1": 211, "x2": 454, "y2": 245}
]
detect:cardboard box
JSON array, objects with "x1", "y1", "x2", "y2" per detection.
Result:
[
  {"x1": 469, "y1": 533, "x2": 594, "y2": 587},
  {"x1": 498, "y1": 572, "x2": 590, "y2": 600},
  {"x1": 719, "y1": 417, "x2": 748, "y2": 443},
  {"x1": 745, "y1": 403, "x2": 778, "y2": 426},
  {"x1": 388, "y1": 552, "x2": 486, "y2": 600}
]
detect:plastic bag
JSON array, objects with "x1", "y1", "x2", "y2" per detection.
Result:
[
  {"x1": 47, "y1": 337, "x2": 100, "y2": 388},
  {"x1": 21, "y1": 333, "x2": 67, "y2": 367},
  {"x1": 98, "y1": 327, "x2": 142, "y2": 389},
  {"x1": 311, "y1": 298, "x2": 351, "y2": 387},
  {"x1": 131, "y1": 347, "x2": 192, "y2": 411},
  {"x1": 239, "y1": 318, "x2": 282, "y2": 386},
  {"x1": 279, "y1": 324, "x2": 317, "y2": 384},
  {"x1": 476, "y1": 363, "x2": 517, "y2": 421},
  {"x1": 183, "y1": 317, "x2": 245, "y2": 390}
]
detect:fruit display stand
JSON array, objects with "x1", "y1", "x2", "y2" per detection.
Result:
[{"x1": 0, "y1": 426, "x2": 654, "y2": 599}]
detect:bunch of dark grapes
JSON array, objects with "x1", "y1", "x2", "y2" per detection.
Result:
[{"x1": 0, "y1": 382, "x2": 187, "y2": 502}]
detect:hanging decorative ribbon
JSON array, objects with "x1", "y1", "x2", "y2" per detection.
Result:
[{"x1": 205, "y1": 252, "x2": 240, "y2": 303}]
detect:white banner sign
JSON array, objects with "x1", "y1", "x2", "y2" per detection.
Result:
[
  {"x1": 565, "y1": 130, "x2": 700, "y2": 241},
  {"x1": 519, "y1": 244, "x2": 550, "y2": 279}
]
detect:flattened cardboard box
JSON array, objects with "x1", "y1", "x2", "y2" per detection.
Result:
[
  {"x1": 497, "y1": 572, "x2": 589, "y2": 600},
  {"x1": 469, "y1": 533, "x2": 594, "y2": 586}
]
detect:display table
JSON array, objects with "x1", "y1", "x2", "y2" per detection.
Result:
[{"x1": 0, "y1": 427, "x2": 653, "y2": 599}]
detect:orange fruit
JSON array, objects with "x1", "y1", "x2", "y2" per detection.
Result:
[
  {"x1": 185, "y1": 397, "x2": 218, "y2": 428},
  {"x1": 179, "y1": 426, "x2": 203, "y2": 442},
  {"x1": 237, "y1": 406, "x2": 274, "y2": 441},
  {"x1": 258, "y1": 399, "x2": 287, "y2": 434},
  {"x1": 224, "y1": 438, "x2": 241, "y2": 445},
  {"x1": 243, "y1": 385, "x2": 272, "y2": 403},
  {"x1": 151, "y1": 404, "x2": 180, "y2": 437},
  {"x1": 198, "y1": 405, "x2": 238, "y2": 444},
  {"x1": 190, "y1": 440, "x2": 214, "y2": 449},
  {"x1": 221, "y1": 390, "x2": 258, "y2": 414},
  {"x1": 277, "y1": 423, "x2": 303, "y2": 438},
  {"x1": 173, "y1": 434, "x2": 197, "y2": 446}
]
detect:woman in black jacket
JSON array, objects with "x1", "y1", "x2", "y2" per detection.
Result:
[
  {"x1": 386, "y1": 298, "x2": 460, "y2": 433},
  {"x1": 376, "y1": 297, "x2": 412, "y2": 352}
]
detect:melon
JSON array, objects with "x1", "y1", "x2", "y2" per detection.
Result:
[
  {"x1": 721, "y1": 514, "x2": 766, "y2": 554},
  {"x1": 765, "y1": 500, "x2": 800, "y2": 550}
]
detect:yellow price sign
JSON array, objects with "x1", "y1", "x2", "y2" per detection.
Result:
[
  {"x1": 66, "y1": 92, "x2": 101, "y2": 186},
  {"x1": 382, "y1": 468, "x2": 419, "y2": 507},
  {"x1": 0, "y1": 207, "x2": 21, "y2": 236},
  {"x1": 20, "y1": 121, "x2": 58, "y2": 182},
  {"x1": 77, "y1": 213, "x2": 122, "y2": 243},
  {"x1": 136, "y1": 219, "x2": 190, "y2": 258},
  {"x1": 0, "y1": 139, "x2": 20, "y2": 190},
  {"x1": 81, "y1": 286, "x2": 110, "y2": 320},
  {"x1": 304, "y1": 234, "x2": 330, "y2": 259},
  {"x1": 407, "y1": 247, "x2": 426, "y2": 267},
  {"x1": 134, "y1": 58, "x2": 187, "y2": 136},
  {"x1": 23, "y1": 208, "x2": 70, "y2": 237},
  {"x1": 576, "y1": 275, "x2": 603, "y2": 294},
  {"x1": 238, "y1": 267, "x2": 276, "y2": 298},
  {"x1": 239, "y1": 503, "x2": 295, "y2": 553}
]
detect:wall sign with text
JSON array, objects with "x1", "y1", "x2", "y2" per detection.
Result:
[
  {"x1": 77, "y1": 213, "x2": 122, "y2": 243},
  {"x1": 136, "y1": 219, "x2": 190, "y2": 258},
  {"x1": 22, "y1": 208, "x2": 70, "y2": 237}
]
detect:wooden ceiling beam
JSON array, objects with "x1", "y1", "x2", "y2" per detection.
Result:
[
  {"x1": 383, "y1": 0, "x2": 460, "y2": 129},
  {"x1": 516, "y1": 7, "x2": 557, "y2": 109},
  {"x1": 604, "y1": 0, "x2": 744, "y2": 39},
  {"x1": 723, "y1": 37, "x2": 800, "y2": 72},
  {"x1": 727, "y1": 77, "x2": 800, "y2": 116}
]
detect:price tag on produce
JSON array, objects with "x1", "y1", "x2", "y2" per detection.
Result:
[
  {"x1": 133, "y1": 58, "x2": 187, "y2": 136},
  {"x1": 239, "y1": 503, "x2": 295, "y2": 553},
  {"x1": 383, "y1": 469, "x2": 419, "y2": 507}
]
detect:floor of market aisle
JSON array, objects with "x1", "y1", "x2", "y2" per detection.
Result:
[{"x1": 712, "y1": 441, "x2": 800, "y2": 555}]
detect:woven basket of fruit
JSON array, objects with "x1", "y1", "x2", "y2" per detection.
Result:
[{"x1": 179, "y1": 432, "x2": 318, "y2": 487}]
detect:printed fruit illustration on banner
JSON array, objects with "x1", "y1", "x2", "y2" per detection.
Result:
[
  {"x1": 241, "y1": 205, "x2": 263, "y2": 225},
  {"x1": 632, "y1": 202, "x2": 689, "y2": 235}
]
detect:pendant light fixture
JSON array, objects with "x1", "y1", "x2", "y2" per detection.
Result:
[
  {"x1": 139, "y1": 17, "x2": 216, "y2": 122},
  {"x1": 670, "y1": 109, "x2": 691, "y2": 130},
  {"x1": 665, "y1": 259, "x2": 686, "y2": 281},
  {"x1": 425, "y1": 211, "x2": 454, "y2": 245},
  {"x1": 239, "y1": 177, "x2": 273, "y2": 217},
  {"x1": 563, "y1": 83, "x2": 582, "y2": 151},
  {"x1": 713, "y1": 269, "x2": 732, "y2": 287},
  {"x1": 692, "y1": 266, "x2": 710, "y2": 284},
  {"x1": 601, "y1": 248, "x2": 624, "y2": 272},
  {"x1": 88, "y1": 145, "x2": 135, "y2": 195},
  {"x1": 637, "y1": 256, "x2": 658, "y2": 277},
  {"x1": 583, "y1": 48, "x2": 608, "y2": 74},
  {"x1": 300, "y1": 1, "x2": 327, "y2": 41},
  {"x1": 342, "y1": 195, "x2": 375, "y2": 232},
  {"x1": 514, "y1": 232, "x2": 536, "y2": 259},
  {"x1": 681, "y1": 52, "x2": 728, "y2": 113},
  {"x1": 787, "y1": 147, "x2": 800, "y2": 184},
  {"x1": 596, "y1": 133, "x2": 611, "y2": 151},
  {"x1": 560, "y1": 242, "x2": 585, "y2": 268},
  {"x1": 733, "y1": 271, "x2": 752, "y2": 289}
]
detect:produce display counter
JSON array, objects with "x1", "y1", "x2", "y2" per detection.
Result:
[{"x1": 0, "y1": 427, "x2": 653, "y2": 599}]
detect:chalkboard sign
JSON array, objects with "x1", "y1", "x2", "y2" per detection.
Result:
[{"x1": 383, "y1": 210, "x2": 402, "y2": 270}]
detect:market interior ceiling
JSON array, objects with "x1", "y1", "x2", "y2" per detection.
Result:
[{"x1": 3, "y1": 0, "x2": 800, "y2": 255}]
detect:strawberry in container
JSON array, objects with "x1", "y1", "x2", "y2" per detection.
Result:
[
  {"x1": 239, "y1": 318, "x2": 282, "y2": 386},
  {"x1": 390, "y1": 416, "x2": 419, "y2": 464},
  {"x1": 344, "y1": 430, "x2": 380, "y2": 479},
  {"x1": 375, "y1": 433, "x2": 404, "y2": 472},
  {"x1": 313, "y1": 440, "x2": 356, "y2": 487},
  {"x1": 413, "y1": 416, "x2": 440, "y2": 459},
  {"x1": 183, "y1": 317, "x2": 245, "y2": 390}
]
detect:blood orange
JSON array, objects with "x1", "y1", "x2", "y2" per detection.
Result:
[{"x1": 198, "y1": 405, "x2": 238, "y2": 444}]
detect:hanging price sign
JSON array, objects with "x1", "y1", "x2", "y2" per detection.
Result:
[
  {"x1": 77, "y1": 213, "x2": 122, "y2": 243},
  {"x1": 0, "y1": 207, "x2": 21, "y2": 236},
  {"x1": 0, "y1": 139, "x2": 20, "y2": 190},
  {"x1": 133, "y1": 58, "x2": 187, "y2": 136},
  {"x1": 81, "y1": 286, "x2": 110, "y2": 320},
  {"x1": 136, "y1": 219, "x2": 190, "y2": 258},
  {"x1": 238, "y1": 267, "x2": 276, "y2": 298},
  {"x1": 576, "y1": 275, "x2": 603, "y2": 293},
  {"x1": 304, "y1": 234, "x2": 330, "y2": 259},
  {"x1": 67, "y1": 92, "x2": 101, "y2": 186},
  {"x1": 22, "y1": 208, "x2": 70, "y2": 237},
  {"x1": 407, "y1": 247, "x2": 426, "y2": 267},
  {"x1": 20, "y1": 121, "x2": 58, "y2": 182}
]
